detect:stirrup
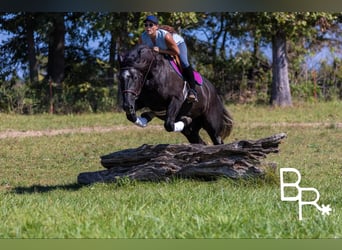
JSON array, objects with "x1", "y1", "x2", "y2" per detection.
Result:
[{"x1": 187, "y1": 89, "x2": 198, "y2": 103}]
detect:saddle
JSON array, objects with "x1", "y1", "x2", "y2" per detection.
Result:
[{"x1": 169, "y1": 56, "x2": 203, "y2": 86}]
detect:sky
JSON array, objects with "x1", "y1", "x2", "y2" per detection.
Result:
[{"x1": 0, "y1": 27, "x2": 341, "y2": 80}]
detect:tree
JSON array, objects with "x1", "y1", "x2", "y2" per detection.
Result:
[
  {"x1": 191, "y1": 12, "x2": 339, "y2": 106},
  {"x1": 47, "y1": 13, "x2": 66, "y2": 84},
  {"x1": 1, "y1": 12, "x2": 341, "y2": 113},
  {"x1": 270, "y1": 28, "x2": 292, "y2": 106},
  {"x1": 0, "y1": 13, "x2": 38, "y2": 82},
  {"x1": 25, "y1": 13, "x2": 38, "y2": 83},
  {"x1": 0, "y1": 13, "x2": 66, "y2": 84},
  {"x1": 237, "y1": 12, "x2": 338, "y2": 106}
]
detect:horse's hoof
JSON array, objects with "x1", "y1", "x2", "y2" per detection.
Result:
[{"x1": 164, "y1": 123, "x2": 174, "y2": 132}]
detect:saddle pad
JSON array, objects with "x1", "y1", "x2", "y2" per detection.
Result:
[{"x1": 170, "y1": 60, "x2": 203, "y2": 85}]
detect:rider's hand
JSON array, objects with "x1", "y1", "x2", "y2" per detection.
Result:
[{"x1": 153, "y1": 46, "x2": 160, "y2": 53}]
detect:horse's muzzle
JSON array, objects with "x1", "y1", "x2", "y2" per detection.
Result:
[
  {"x1": 126, "y1": 111, "x2": 137, "y2": 123},
  {"x1": 122, "y1": 92, "x2": 137, "y2": 123},
  {"x1": 124, "y1": 103, "x2": 137, "y2": 122}
]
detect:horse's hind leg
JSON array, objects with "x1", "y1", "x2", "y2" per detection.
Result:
[
  {"x1": 182, "y1": 131, "x2": 206, "y2": 145},
  {"x1": 209, "y1": 134, "x2": 223, "y2": 145},
  {"x1": 203, "y1": 124, "x2": 224, "y2": 145},
  {"x1": 181, "y1": 122, "x2": 206, "y2": 145}
]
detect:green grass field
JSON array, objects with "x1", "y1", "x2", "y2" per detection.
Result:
[{"x1": 0, "y1": 101, "x2": 341, "y2": 238}]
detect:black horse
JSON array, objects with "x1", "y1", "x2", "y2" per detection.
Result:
[{"x1": 118, "y1": 44, "x2": 233, "y2": 145}]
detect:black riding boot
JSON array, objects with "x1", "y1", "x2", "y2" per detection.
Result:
[{"x1": 182, "y1": 66, "x2": 198, "y2": 102}]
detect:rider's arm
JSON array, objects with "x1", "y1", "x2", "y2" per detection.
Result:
[{"x1": 156, "y1": 33, "x2": 179, "y2": 56}]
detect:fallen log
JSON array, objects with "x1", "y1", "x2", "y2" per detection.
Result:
[{"x1": 77, "y1": 133, "x2": 286, "y2": 185}]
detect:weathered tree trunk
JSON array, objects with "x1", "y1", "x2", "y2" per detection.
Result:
[
  {"x1": 270, "y1": 30, "x2": 292, "y2": 107},
  {"x1": 77, "y1": 133, "x2": 286, "y2": 185}
]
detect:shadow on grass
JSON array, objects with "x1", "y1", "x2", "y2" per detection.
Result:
[{"x1": 11, "y1": 183, "x2": 87, "y2": 194}]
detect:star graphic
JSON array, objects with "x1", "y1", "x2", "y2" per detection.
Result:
[{"x1": 321, "y1": 204, "x2": 332, "y2": 216}]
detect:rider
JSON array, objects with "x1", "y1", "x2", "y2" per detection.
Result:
[{"x1": 138, "y1": 15, "x2": 198, "y2": 103}]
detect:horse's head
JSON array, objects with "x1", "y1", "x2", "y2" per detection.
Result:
[
  {"x1": 118, "y1": 67, "x2": 144, "y2": 122},
  {"x1": 118, "y1": 45, "x2": 155, "y2": 122}
]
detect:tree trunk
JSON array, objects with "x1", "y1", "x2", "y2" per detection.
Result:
[
  {"x1": 116, "y1": 12, "x2": 130, "y2": 110},
  {"x1": 270, "y1": 30, "x2": 292, "y2": 107},
  {"x1": 108, "y1": 29, "x2": 116, "y2": 85},
  {"x1": 47, "y1": 13, "x2": 65, "y2": 84},
  {"x1": 25, "y1": 13, "x2": 38, "y2": 83},
  {"x1": 78, "y1": 133, "x2": 286, "y2": 185}
]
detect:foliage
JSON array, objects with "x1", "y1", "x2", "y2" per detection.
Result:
[
  {"x1": 0, "y1": 12, "x2": 342, "y2": 113},
  {"x1": 0, "y1": 77, "x2": 36, "y2": 114}
]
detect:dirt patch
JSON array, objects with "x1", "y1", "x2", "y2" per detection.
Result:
[
  {"x1": 0, "y1": 125, "x2": 162, "y2": 139},
  {"x1": 0, "y1": 122, "x2": 341, "y2": 139}
]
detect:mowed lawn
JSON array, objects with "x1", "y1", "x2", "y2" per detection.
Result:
[{"x1": 0, "y1": 102, "x2": 341, "y2": 238}]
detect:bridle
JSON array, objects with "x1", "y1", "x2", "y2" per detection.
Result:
[{"x1": 121, "y1": 55, "x2": 155, "y2": 97}]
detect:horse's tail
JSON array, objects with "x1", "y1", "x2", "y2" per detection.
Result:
[{"x1": 220, "y1": 105, "x2": 234, "y2": 140}]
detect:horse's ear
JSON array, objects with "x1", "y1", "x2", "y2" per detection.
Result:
[{"x1": 118, "y1": 53, "x2": 124, "y2": 66}]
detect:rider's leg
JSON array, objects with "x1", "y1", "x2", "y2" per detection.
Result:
[
  {"x1": 178, "y1": 42, "x2": 198, "y2": 103},
  {"x1": 182, "y1": 66, "x2": 198, "y2": 102}
]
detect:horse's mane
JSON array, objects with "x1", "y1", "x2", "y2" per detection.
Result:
[
  {"x1": 121, "y1": 44, "x2": 167, "y2": 71},
  {"x1": 121, "y1": 45, "x2": 155, "y2": 70}
]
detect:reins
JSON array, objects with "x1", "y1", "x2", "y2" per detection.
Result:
[{"x1": 121, "y1": 53, "x2": 155, "y2": 97}]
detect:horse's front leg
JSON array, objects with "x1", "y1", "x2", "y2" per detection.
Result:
[
  {"x1": 128, "y1": 100, "x2": 155, "y2": 128},
  {"x1": 140, "y1": 111, "x2": 155, "y2": 123},
  {"x1": 164, "y1": 98, "x2": 186, "y2": 132}
]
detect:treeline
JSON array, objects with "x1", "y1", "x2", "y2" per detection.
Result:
[{"x1": 0, "y1": 12, "x2": 341, "y2": 114}]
